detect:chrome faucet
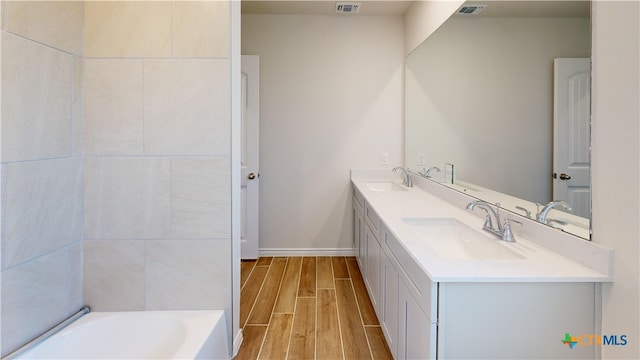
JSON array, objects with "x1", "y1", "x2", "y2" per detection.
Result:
[
  {"x1": 392, "y1": 167, "x2": 413, "y2": 187},
  {"x1": 420, "y1": 166, "x2": 441, "y2": 179},
  {"x1": 466, "y1": 200, "x2": 503, "y2": 236},
  {"x1": 465, "y1": 200, "x2": 521, "y2": 242},
  {"x1": 536, "y1": 200, "x2": 572, "y2": 224}
]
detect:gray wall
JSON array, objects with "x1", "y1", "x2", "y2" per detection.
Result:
[{"x1": 242, "y1": 14, "x2": 404, "y2": 253}]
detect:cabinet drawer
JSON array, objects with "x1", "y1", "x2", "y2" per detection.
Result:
[
  {"x1": 364, "y1": 202, "x2": 381, "y2": 236},
  {"x1": 383, "y1": 226, "x2": 436, "y2": 320}
]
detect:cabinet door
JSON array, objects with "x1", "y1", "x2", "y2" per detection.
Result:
[
  {"x1": 438, "y1": 282, "x2": 596, "y2": 359},
  {"x1": 355, "y1": 209, "x2": 366, "y2": 273},
  {"x1": 398, "y1": 280, "x2": 435, "y2": 360},
  {"x1": 365, "y1": 222, "x2": 381, "y2": 314},
  {"x1": 381, "y1": 251, "x2": 399, "y2": 358}
]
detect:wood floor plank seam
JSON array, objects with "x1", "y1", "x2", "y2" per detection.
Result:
[
  {"x1": 244, "y1": 270, "x2": 271, "y2": 326},
  {"x1": 240, "y1": 261, "x2": 256, "y2": 291},
  {"x1": 247, "y1": 257, "x2": 289, "y2": 325},
  {"x1": 284, "y1": 296, "x2": 300, "y2": 359},
  {"x1": 282, "y1": 275, "x2": 298, "y2": 360},
  {"x1": 331, "y1": 281, "x2": 347, "y2": 360},
  {"x1": 252, "y1": 326, "x2": 269, "y2": 360},
  {"x1": 267, "y1": 258, "x2": 290, "y2": 326},
  {"x1": 240, "y1": 266, "x2": 270, "y2": 328},
  {"x1": 346, "y1": 274, "x2": 377, "y2": 359}
]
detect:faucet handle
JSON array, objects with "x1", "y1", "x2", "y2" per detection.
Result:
[{"x1": 502, "y1": 218, "x2": 522, "y2": 242}]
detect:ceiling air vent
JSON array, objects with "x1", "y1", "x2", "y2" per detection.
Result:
[
  {"x1": 336, "y1": 2, "x2": 360, "y2": 14},
  {"x1": 457, "y1": 4, "x2": 487, "y2": 15}
]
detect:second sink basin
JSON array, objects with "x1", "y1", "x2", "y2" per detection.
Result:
[
  {"x1": 401, "y1": 218, "x2": 525, "y2": 260},
  {"x1": 364, "y1": 182, "x2": 409, "y2": 192}
]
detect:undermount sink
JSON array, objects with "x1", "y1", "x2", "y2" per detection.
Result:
[
  {"x1": 364, "y1": 182, "x2": 409, "y2": 192},
  {"x1": 401, "y1": 218, "x2": 525, "y2": 260}
]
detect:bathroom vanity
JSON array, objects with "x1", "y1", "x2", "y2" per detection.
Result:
[{"x1": 351, "y1": 169, "x2": 612, "y2": 359}]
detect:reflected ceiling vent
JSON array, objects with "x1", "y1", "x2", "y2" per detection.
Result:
[
  {"x1": 335, "y1": 2, "x2": 360, "y2": 14},
  {"x1": 457, "y1": 4, "x2": 487, "y2": 15}
]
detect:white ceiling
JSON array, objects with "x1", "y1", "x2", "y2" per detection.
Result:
[{"x1": 241, "y1": 1, "x2": 590, "y2": 18}]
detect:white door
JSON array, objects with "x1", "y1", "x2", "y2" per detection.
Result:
[
  {"x1": 553, "y1": 58, "x2": 591, "y2": 218},
  {"x1": 241, "y1": 55, "x2": 259, "y2": 259}
]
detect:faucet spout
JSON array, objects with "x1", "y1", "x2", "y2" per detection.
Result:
[
  {"x1": 392, "y1": 167, "x2": 413, "y2": 187},
  {"x1": 466, "y1": 200, "x2": 503, "y2": 233}
]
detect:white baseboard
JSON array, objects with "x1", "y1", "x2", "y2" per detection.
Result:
[
  {"x1": 258, "y1": 248, "x2": 356, "y2": 257},
  {"x1": 232, "y1": 329, "x2": 243, "y2": 359}
]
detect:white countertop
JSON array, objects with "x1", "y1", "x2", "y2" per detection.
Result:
[{"x1": 351, "y1": 171, "x2": 613, "y2": 283}]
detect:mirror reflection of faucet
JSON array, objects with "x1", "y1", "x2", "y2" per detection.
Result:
[
  {"x1": 515, "y1": 205, "x2": 532, "y2": 219},
  {"x1": 536, "y1": 201, "x2": 572, "y2": 224},
  {"x1": 419, "y1": 166, "x2": 441, "y2": 179}
]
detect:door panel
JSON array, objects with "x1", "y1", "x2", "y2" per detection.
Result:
[{"x1": 241, "y1": 55, "x2": 259, "y2": 259}]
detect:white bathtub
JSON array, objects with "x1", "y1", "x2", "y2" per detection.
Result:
[{"x1": 13, "y1": 310, "x2": 229, "y2": 360}]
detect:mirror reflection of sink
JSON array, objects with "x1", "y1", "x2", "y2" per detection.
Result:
[
  {"x1": 364, "y1": 182, "x2": 409, "y2": 192},
  {"x1": 401, "y1": 218, "x2": 525, "y2": 260}
]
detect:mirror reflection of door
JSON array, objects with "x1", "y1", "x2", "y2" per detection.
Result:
[
  {"x1": 553, "y1": 58, "x2": 591, "y2": 218},
  {"x1": 241, "y1": 55, "x2": 260, "y2": 259}
]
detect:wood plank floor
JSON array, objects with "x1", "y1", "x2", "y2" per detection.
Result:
[{"x1": 236, "y1": 256, "x2": 392, "y2": 360}]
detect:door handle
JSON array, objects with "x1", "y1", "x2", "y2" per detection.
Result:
[
  {"x1": 552, "y1": 173, "x2": 572, "y2": 180},
  {"x1": 247, "y1": 172, "x2": 257, "y2": 180}
]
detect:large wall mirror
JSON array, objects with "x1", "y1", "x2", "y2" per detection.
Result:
[{"x1": 404, "y1": 1, "x2": 592, "y2": 239}]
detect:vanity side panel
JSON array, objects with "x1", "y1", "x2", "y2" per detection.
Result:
[
  {"x1": 352, "y1": 193, "x2": 365, "y2": 271},
  {"x1": 438, "y1": 282, "x2": 596, "y2": 359}
]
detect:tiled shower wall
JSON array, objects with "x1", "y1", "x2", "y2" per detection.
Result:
[
  {"x1": 82, "y1": 1, "x2": 232, "y2": 311},
  {"x1": 1, "y1": 1, "x2": 233, "y2": 355},
  {"x1": 0, "y1": 1, "x2": 84, "y2": 355}
]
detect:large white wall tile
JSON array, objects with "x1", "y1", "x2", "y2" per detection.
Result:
[
  {"x1": 1, "y1": 249, "x2": 75, "y2": 355},
  {"x1": 83, "y1": 59, "x2": 143, "y2": 155},
  {"x1": 171, "y1": 157, "x2": 230, "y2": 238},
  {"x1": 72, "y1": 56, "x2": 83, "y2": 157},
  {"x1": 172, "y1": 1, "x2": 230, "y2": 58},
  {"x1": 143, "y1": 59, "x2": 230, "y2": 155},
  {"x1": 1, "y1": 32, "x2": 72, "y2": 162},
  {"x1": 68, "y1": 243, "x2": 83, "y2": 313},
  {"x1": 3, "y1": 1, "x2": 83, "y2": 55},
  {"x1": 84, "y1": 157, "x2": 170, "y2": 240},
  {"x1": 145, "y1": 239, "x2": 231, "y2": 310},
  {"x1": 83, "y1": 240, "x2": 145, "y2": 311},
  {"x1": 84, "y1": 1, "x2": 170, "y2": 58},
  {"x1": 4, "y1": 158, "x2": 82, "y2": 268}
]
